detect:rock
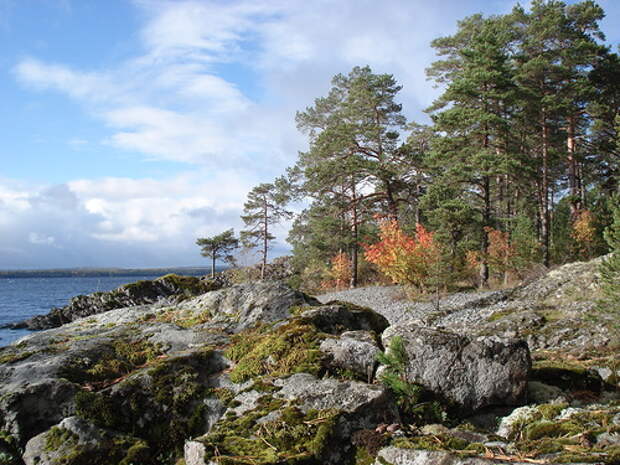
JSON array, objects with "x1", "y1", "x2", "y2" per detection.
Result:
[
  {"x1": 300, "y1": 302, "x2": 389, "y2": 335},
  {"x1": 374, "y1": 447, "x2": 500, "y2": 465},
  {"x1": 22, "y1": 417, "x2": 149, "y2": 465},
  {"x1": 183, "y1": 281, "x2": 319, "y2": 332},
  {"x1": 320, "y1": 330, "x2": 381, "y2": 381},
  {"x1": 273, "y1": 373, "x2": 398, "y2": 424},
  {"x1": 381, "y1": 323, "x2": 531, "y2": 414},
  {"x1": 527, "y1": 381, "x2": 567, "y2": 404},
  {"x1": 496, "y1": 405, "x2": 540, "y2": 439},
  {"x1": 11, "y1": 274, "x2": 212, "y2": 330},
  {"x1": 186, "y1": 373, "x2": 399, "y2": 465}
]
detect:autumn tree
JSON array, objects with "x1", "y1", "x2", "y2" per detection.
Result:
[
  {"x1": 240, "y1": 178, "x2": 293, "y2": 279},
  {"x1": 196, "y1": 229, "x2": 239, "y2": 278}
]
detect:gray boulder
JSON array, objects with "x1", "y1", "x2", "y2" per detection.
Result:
[
  {"x1": 374, "y1": 447, "x2": 523, "y2": 465},
  {"x1": 382, "y1": 323, "x2": 530, "y2": 414},
  {"x1": 299, "y1": 302, "x2": 389, "y2": 335},
  {"x1": 182, "y1": 281, "x2": 319, "y2": 332},
  {"x1": 23, "y1": 416, "x2": 149, "y2": 465},
  {"x1": 320, "y1": 330, "x2": 381, "y2": 381}
]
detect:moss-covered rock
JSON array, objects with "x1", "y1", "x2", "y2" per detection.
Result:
[{"x1": 22, "y1": 417, "x2": 150, "y2": 465}]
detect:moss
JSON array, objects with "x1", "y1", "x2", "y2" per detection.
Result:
[
  {"x1": 155, "y1": 308, "x2": 212, "y2": 328},
  {"x1": 0, "y1": 349, "x2": 37, "y2": 365},
  {"x1": 44, "y1": 426, "x2": 79, "y2": 452},
  {"x1": 212, "y1": 387, "x2": 235, "y2": 406},
  {"x1": 391, "y1": 434, "x2": 470, "y2": 452},
  {"x1": 75, "y1": 349, "x2": 215, "y2": 460},
  {"x1": 59, "y1": 338, "x2": 163, "y2": 386},
  {"x1": 538, "y1": 403, "x2": 569, "y2": 420},
  {"x1": 201, "y1": 401, "x2": 341, "y2": 465},
  {"x1": 487, "y1": 309, "x2": 514, "y2": 322},
  {"x1": 225, "y1": 320, "x2": 325, "y2": 383},
  {"x1": 155, "y1": 274, "x2": 209, "y2": 296},
  {"x1": 531, "y1": 359, "x2": 602, "y2": 392}
]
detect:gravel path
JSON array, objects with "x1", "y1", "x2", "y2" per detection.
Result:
[{"x1": 317, "y1": 285, "x2": 502, "y2": 326}]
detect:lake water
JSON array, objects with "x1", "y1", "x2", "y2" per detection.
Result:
[{"x1": 0, "y1": 275, "x2": 197, "y2": 347}]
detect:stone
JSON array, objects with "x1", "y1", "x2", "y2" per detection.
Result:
[
  {"x1": 374, "y1": 447, "x2": 503, "y2": 465},
  {"x1": 182, "y1": 281, "x2": 319, "y2": 332},
  {"x1": 22, "y1": 417, "x2": 149, "y2": 465},
  {"x1": 299, "y1": 302, "x2": 389, "y2": 335},
  {"x1": 381, "y1": 323, "x2": 531, "y2": 414},
  {"x1": 496, "y1": 406, "x2": 540, "y2": 439},
  {"x1": 527, "y1": 381, "x2": 567, "y2": 404},
  {"x1": 320, "y1": 330, "x2": 381, "y2": 381}
]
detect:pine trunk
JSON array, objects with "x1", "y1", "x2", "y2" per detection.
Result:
[
  {"x1": 541, "y1": 113, "x2": 551, "y2": 268},
  {"x1": 211, "y1": 255, "x2": 216, "y2": 278},
  {"x1": 567, "y1": 114, "x2": 581, "y2": 217},
  {"x1": 261, "y1": 205, "x2": 268, "y2": 280}
]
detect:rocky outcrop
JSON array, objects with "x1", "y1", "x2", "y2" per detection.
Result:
[
  {"x1": 0, "y1": 260, "x2": 618, "y2": 465},
  {"x1": 8, "y1": 274, "x2": 216, "y2": 330},
  {"x1": 23, "y1": 417, "x2": 149, "y2": 465},
  {"x1": 381, "y1": 323, "x2": 531, "y2": 414}
]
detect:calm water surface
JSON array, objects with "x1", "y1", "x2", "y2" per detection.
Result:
[{"x1": 0, "y1": 275, "x2": 165, "y2": 347}]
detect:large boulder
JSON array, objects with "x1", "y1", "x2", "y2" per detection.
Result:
[
  {"x1": 181, "y1": 281, "x2": 319, "y2": 332},
  {"x1": 381, "y1": 323, "x2": 530, "y2": 414}
]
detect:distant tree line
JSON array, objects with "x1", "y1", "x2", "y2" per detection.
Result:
[{"x1": 198, "y1": 0, "x2": 620, "y2": 293}]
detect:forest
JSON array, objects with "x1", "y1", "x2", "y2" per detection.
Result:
[{"x1": 200, "y1": 0, "x2": 620, "y2": 296}]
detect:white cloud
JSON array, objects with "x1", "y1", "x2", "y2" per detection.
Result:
[
  {"x1": 28, "y1": 232, "x2": 56, "y2": 246},
  {"x1": 8, "y1": 0, "x2": 525, "y2": 267}
]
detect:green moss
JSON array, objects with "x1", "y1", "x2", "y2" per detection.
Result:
[
  {"x1": 75, "y1": 349, "x2": 215, "y2": 460},
  {"x1": 44, "y1": 426, "x2": 79, "y2": 452},
  {"x1": 59, "y1": 338, "x2": 163, "y2": 386},
  {"x1": 0, "y1": 349, "x2": 37, "y2": 365},
  {"x1": 538, "y1": 403, "x2": 569, "y2": 420},
  {"x1": 225, "y1": 320, "x2": 325, "y2": 383},
  {"x1": 531, "y1": 360, "x2": 602, "y2": 392},
  {"x1": 212, "y1": 387, "x2": 235, "y2": 406},
  {"x1": 200, "y1": 398, "x2": 341, "y2": 465},
  {"x1": 155, "y1": 274, "x2": 209, "y2": 296},
  {"x1": 487, "y1": 309, "x2": 514, "y2": 322},
  {"x1": 391, "y1": 434, "x2": 470, "y2": 452}
]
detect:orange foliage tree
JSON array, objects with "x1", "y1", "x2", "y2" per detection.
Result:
[
  {"x1": 572, "y1": 209, "x2": 596, "y2": 259},
  {"x1": 467, "y1": 227, "x2": 521, "y2": 283},
  {"x1": 321, "y1": 252, "x2": 352, "y2": 290},
  {"x1": 363, "y1": 220, "x2": 441, "y2": 292}
]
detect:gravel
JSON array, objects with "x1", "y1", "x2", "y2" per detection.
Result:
[{"x1": 317, "y1": 285, "x2": 503, "y2": 326}]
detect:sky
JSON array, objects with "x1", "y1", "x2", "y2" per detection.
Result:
[{"x1": 0, "y1": 0, "x2": 619, "y2": 269}]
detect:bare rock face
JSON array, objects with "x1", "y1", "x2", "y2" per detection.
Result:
[{"x1": 381, "y1": 323, "x2": 531, "y2": 414}]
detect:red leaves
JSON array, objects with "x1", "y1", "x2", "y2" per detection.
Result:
[{"x1": 363, "y1": 220, "x2": 441, "y2": 291}]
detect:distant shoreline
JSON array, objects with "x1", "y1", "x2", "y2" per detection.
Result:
[{"x1": 0, "y1": 267, "x2": 220, "y2": 279}]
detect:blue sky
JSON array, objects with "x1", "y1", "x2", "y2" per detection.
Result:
[{"x1": 1, "y1": 0, "x2": 618, "y2": 269}]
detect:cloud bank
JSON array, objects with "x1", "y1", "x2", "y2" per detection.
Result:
[{"x1": 6, "y1": 0, "x2": 517, "y2": 268}]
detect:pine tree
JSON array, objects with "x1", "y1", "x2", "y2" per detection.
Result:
[
  {"x1": 599, "y1": 194, "x2": 620, "y2": 316},
  {"x1": 196, "y1": 229, "x2": 239, "y2": 278},
  {"x1": 240, "y1": 178, "x2": 293, "y2": 279},
  {"x1": 426, "y1": 14, "x2": 517, "y2": 287}
]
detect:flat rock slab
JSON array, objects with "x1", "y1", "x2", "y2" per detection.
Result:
[{"x1": 382, "y1": 323, "x2": 530, "y2": 414}]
